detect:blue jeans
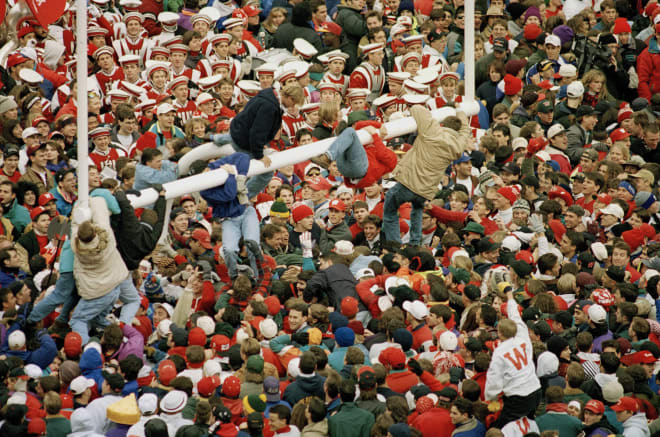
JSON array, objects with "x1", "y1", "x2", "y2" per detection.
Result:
[
  {"x1": 211, "y1": 133, "x2": 274, "y2": 198},
  {"x1": 117, "y1": 277, "x2": 140, "y2": 324},
  {"x1": 383, "y1": 183, "x2": 426, "y2": 246},
  {"x1": 223, "y1": 206, "x2": 260, "y2": 279},
  {"x1": 327, "y1": 128, "x2": 369, "y2": 179},
  {"x1": 70, "y1": 286, "x2": 121, "y2": 344},
  {"x1": 28, "y1": 271, "x2": 77, "y2": 324}
]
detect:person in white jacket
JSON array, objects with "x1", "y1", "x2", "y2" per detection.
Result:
[{"x1": 485, "y1": 284, "x2": 542, "y2": 427}]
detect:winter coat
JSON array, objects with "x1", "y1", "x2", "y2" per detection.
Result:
[
  {"x1": 109, "y1": 324, "x2": 145, "y2": 362},
  {"x1": 20, "y1": 166, "x2": 55, "y2": 195},
  {"x1": 71, "y1": 197, "x2": 128, "y2": 300},
  {"x1": 452, "y1": 417, "x2": 486, "y2": 437},
  {"x1": 328, "y1": 402, "x2": 374, "y2": 437},
  {"x1": 86, "y1": 393, "x2": 124, "y2": 434},
  {"x1": 113, "y1": 190, "x2": 166, "y2": 270},
  {"x1": 637, "y1": 37, "x2": 660, "y2": 100},
  {"x1": 4, "y1": 198, "x2": 30, "y2": 233},
  {"x1": 272, "y1": 22, "x2": 323, "y2": 54},
  {"x1": 302, "y1": 419, "x2": 329, "y2": 437},
  {"x1": 319, "y1": 221, "x2": 353, "y2": 254},
  {"x1": 334, "y1": 6, "x2": 368, "y2": 71},
  {"x1": 283, "y1": 373, "x2": 326, "y2": 406},
  {"x1": 536, "y1": 411, "x2": 583, "y2": 437},
  {"x1": 344, "y1": 121, "x2": 397, "y2": 190},
  {"x1": 1, "y1": 325, "x2": 57, "y2": 369},
  {"x1": 229, "y1": 88, "x2": 282, "y2": 159},
  {"x1": 393, "y1": 106, "x2": 471, "y2": 200},
  {"x1": 412, "y1": 407, "x2": 455, "y2": 437},
  {"x1": 304, "y1": 263, "x2": 365, "y2": 310},
  {"x1": 566, "y1": 123, "x2": 590, "y2": 166},
  {"x1": 622, "y1": 413, "x2": 650, "y2": 437},
  {"x1": 80, "y1": 347, "x2": 104, "y2": 391},
  {"x1": 201, "y1": 153, "x2": 251, "y2": 219},
  {"x1": 69, "y1": 408, "x2": 105, "y2": 437}
]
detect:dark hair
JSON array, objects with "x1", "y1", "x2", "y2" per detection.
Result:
[
  {"x1": 601, "y1": 352, "x2": 620, "y2": 374},
  {"x1": 537, "y1": 253, "x2": 558, "y2": 275},
  {"x1": 145, "y1": 418, "x2": 170, "y2": 437},
  {"x1": 452, "y1": 397, "x2": 473, "y2": 416},
  {"x1": 141, "y1": 147, "x2": 163, "y2": 165},
  {"x1": 270, "y1": 404, "x2": 292, "y2": 424},
  {"x1": 119, "y1": 354, "x2": 143, "y2": 381},
  {"x1": 339, "y1": 378, "x2": 356, "y2": 403},
  {"x1": 308, "y1": 397, "x2": 326, "y2": 422}
]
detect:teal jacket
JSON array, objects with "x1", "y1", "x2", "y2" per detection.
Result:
[{"x1": 4, "y1": 199, "x2": 30, "y2": 234}]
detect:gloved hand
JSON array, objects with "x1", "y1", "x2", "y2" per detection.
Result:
[
  {"x1": 203, "y1": 133, "x2": 215, "y2": 142},
  {"x1": 292, "y1": 331, "x2": 309, "y2": 345},
  {"x1": 300, "y1": 232, "x2": 313, "y2": 258},
  {"x1": 529, "y1": 214, "x2": 545, "y2": 234},
  {"x1": 126, "y1": 189, "x2": 141, "y2": 197},
  {"x1": 151, "y1": 183, "x2": 164, "y2": 193},
  {"x1": 106, "y1": 313, "x2": 120, "y2": 325},
  {"x1": 244, "y1": 240, "x2": 263, "y2": 262},
  {"x1": 407, "y1": 359, "x2": 423, "y2": 376},
  {"x1": 88, "y1": 4, "x2": 101, "y2": 17}
]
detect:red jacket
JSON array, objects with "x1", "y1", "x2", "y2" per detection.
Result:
[
  {"x1": 344, "y1": 121, "x2": 398, "y2": 190},
  {"x1": 386, "y1": 370, "x2": 419, "y2": 393},
  {"x1": 637, "y1": 40, "x2": 660, "y2": 100}
]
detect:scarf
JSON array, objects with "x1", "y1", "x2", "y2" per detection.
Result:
[{"x1": 545, "y1": 402, "x2": 568, "y2": 413}]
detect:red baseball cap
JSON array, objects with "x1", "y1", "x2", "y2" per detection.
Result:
[
  {"x1": 379, "y1": 347, "x2": 406, "y2": 369},
  {"x1": 329, "y1": 199, "x2": 346, "y2": 212},
  {"x1": 210, "y1": 334, "x2": 231, "y2": 353},
  {"x1": 243, "y1": 4, "x2": 261, "y2": 16},
  {"x1": 308, "y1": 177, "x2": 332, "y2": 191},
  {"x1": 611, "y1": 397, "x2": 639, "y2": 412},
  {"x1": 585, "y1": 399, "x2": 605, "y2": 415},
  {"x1": 38, "y1": 192, "x2": 56, "y2": 206},
  {"x1": 30, "y1": 206, "x2": 48, "y2": 222},
  {"x1": 63, "y1": 332, "x2": 82, "y2": 358},
  {"x1": 198, "y1": 375, "x2": 221, "y2": 397},
  {"x1": 610, "y1": 127, "x2": 631, "y2": 143},
  {"x1": 158, "y1": 360, "x2": 178, "y2": 386},
  {"x1": 319, "y1": 22, "x2": 342, "y2": 36},
  {"x1": 191, "y1": 228, "x2": 212, "y2": 249}
]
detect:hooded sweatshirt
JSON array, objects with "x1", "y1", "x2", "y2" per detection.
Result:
[
  {"x1": 282, "y1": 373, "x2": 326, "y2": 405},
  {"x1": 622, "y1": 413, "x2": 651, "y2": 437},
  {"x1": 69, "y1": 408, "x2": 105, "y2": 437},
  {"x1": 79, "y1": 348, "x2": 104, "y2": 391}
]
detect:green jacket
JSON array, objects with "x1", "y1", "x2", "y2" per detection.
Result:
[{"x1": 328, "y1": 402, "x2": 374, "y2": 437}]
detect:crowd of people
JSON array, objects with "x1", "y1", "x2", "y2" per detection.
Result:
[{"x1": 1, "y1": 0, "x2": 660, "y2": 437}]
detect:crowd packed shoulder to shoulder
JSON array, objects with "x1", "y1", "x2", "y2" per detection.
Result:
[{"x1": 2, "y1": 0, "x2": 660, "y2": 437}]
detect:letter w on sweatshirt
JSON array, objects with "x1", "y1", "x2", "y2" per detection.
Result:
[{"x1": 502, "y1": 344, "x2": 529, "y2": 370}]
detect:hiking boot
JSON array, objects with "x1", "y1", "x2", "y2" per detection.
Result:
[{"x1": 311, "y1": 153, "x2": 332, "y2": 169}]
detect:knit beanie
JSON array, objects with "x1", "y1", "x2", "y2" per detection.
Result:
[
  {"x1": 523, "y1": 6, "x2": 541, "y2": 23},
  {"x1": 335, "y1": 327, "x2": 355, "y2": 347},
  {"x1": 523, "y1": 23, "x2": 543, "y2": 42},
  {"x1": 553, "y1": 25, "x2": 574, "y2": 45},
  {"x1": 292, "y1": 204, "x2": 313, "y2": 223},
  {"x1": 512, "y1": 199, "x2": 530, "y2": 213},
  {"x1": 243, "y1": 394, "x2": 267, "y2": 414},
  {"x1": 497, "y1": 186, "x2": 517, "y2": 206},
  {"x1": 613, "y1": 17, "x2": 632, "y2": 34},
  {"x1": 270, "y1": 198, "x2": 290, "y2": 218},
  {"x1": 505, "y1": 59, "x2": 527, "y2": 76},
  {"x1": 503, "y1": 74, "x2": 523, "y2": 96}
]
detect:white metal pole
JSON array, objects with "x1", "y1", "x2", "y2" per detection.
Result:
[
  {"x1": 76, "y1": 0, "x2": 89, "y2": 210},
  {"x1": 129, "y1": 103, "x2": 480, "y2": 208},
  {"x1": 464, "y1": 0, "x2": 475, "y2": 102}
]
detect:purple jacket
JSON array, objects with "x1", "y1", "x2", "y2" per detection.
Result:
[
  {"x1": 109, "y1": 324, "x2": 144, "y2": 362},
  {"x1": 592, "y1": 331, "x2": 614, "y2": 354}
]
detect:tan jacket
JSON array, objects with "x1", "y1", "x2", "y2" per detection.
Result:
[
  {"x1": 393, "y1": 106, "x2": 471, "y2": 200},
  {"x1": 19, "y1": 166, "x2": 55, "y2": 195},
  {"x1": 72, "y1": 197, "x2": 128, "y2": 299}
]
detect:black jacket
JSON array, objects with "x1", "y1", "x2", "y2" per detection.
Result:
[
  {"x1": 304, "y1": 263, "x2": 366, "y2": 311},
  {"x1": 272, "y1": 22, "x2": 323, "y2": 53},
  {"x1": 229, "y1": 88, "x2": 283, "y2": 159},
  {"x1": 112, "y1": 190, "x2": 166, "y2": 270},
  {"x1": 282, "y1": 373, "x2": 326, "y2": 405}
]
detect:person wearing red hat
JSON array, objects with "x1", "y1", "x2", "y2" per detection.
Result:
[
  {"x1": 583, "y1": 399, "x2": 618, "y2": 437},
  {"x1": 320, "y1": 199, "x2": 353, "y2": 254},
  {"x1": 16, "y1": 206, "x2": 51, "y2": 260},
  {"x1": 611, "y1": 396, "x2": 650, "y2": 436},
  {"x1": 494, "y1": 186, "x2": 517, "y2": 225}
]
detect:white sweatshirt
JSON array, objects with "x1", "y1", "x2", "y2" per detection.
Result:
[{"x1": 485, "y1": 298, "x2": 541, "y2": 400}]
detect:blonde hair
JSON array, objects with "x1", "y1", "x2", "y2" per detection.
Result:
[
  {"x1": 608, "y1": 142, "x2": 630, "y2": 161},
  {"x1": 581, "y1": 69, "x2": 610, "y2": 101},
  {"x1": 262, "y1": 7, "x2": 287, "y2": 33},
  {"x1": 318, "y1": 102, "x2": 340, "y2": 124},
  {"x1": 281, "y1": 84, "x2": 305, "y2": 106},
  {"x1": 185, "y1": 117, "x2": 209, "y2": 139},
  {"x1": 557, "y1": 273, "x2": 576, "y2": 294}
]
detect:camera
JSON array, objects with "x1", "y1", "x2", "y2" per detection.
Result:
[{"x1": 571, "y1": 35, "x2": 613, "y2": 76}]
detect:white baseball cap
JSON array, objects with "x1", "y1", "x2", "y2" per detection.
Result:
[
  {"x1": 22, "y1": 127, "x2": 40, "y2": 140},
  {"x1": 547, "y1": 124, "x2": 565, "y2": 139},
  {"x1": 156, "y1": 103, "x2": 176, "y2": 115},
  {"x1": 402, "y1": 300, "x2": 429, "y2": 320},
  {"x1": 559, "y1": 64, "x2": 577, "y2": 77},
  {"x1": 70, "y1": 376, "x2": 96, "y2": 395},
  {"x1": 599, "y1": 204, "x2": 624, "y2": 220},
  {"x1": 587, "y1": 303, "x2": 607, "y2": 324},
  {"x1": 196, "y1": 315, "x2": 215, "y2": 336},
  {"x1": 567, "y1": 81, "x2": 584, "y2": 98},
  {"x1": 8, "y1": 330, "x2": 26, "y2": 349},
  {"x1": 259, "y1": 319, "x2": 278, "y2": 340},
  {"x1": 544, "y1": 34, "x2": 561, "y2": 46}
]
